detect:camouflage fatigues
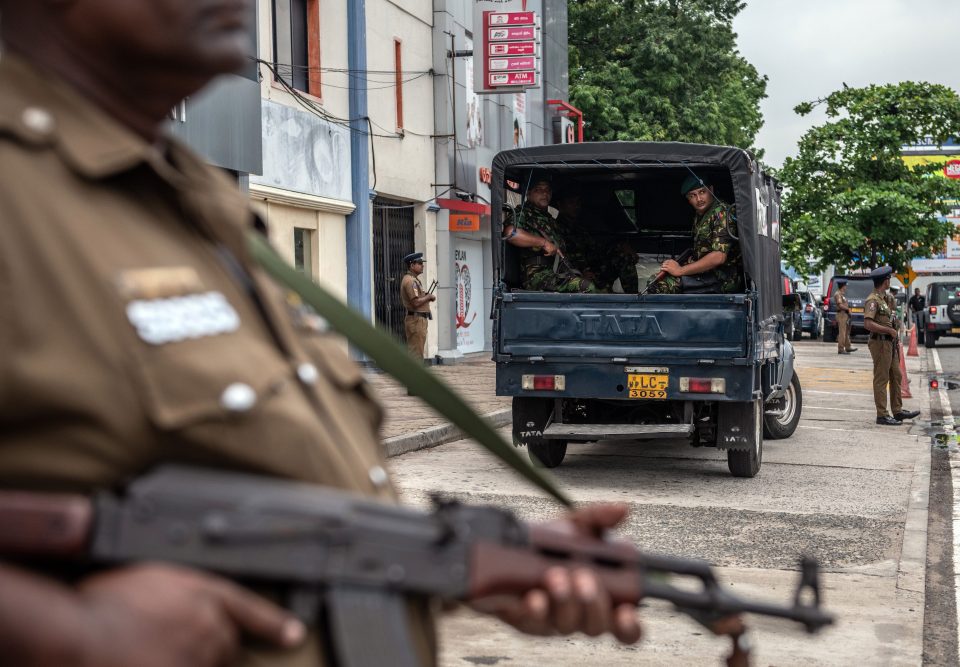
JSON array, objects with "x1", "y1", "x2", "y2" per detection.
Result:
[
  {"x1": 553, "y1": 214, "x2": 639, "y2": 293},
  {"x1": 506, "y1": 201, "x2": 598, "y2": 293},
  {"x1": 864, "y1": 289, "x2": 902, "y2": 418},
  {"x1": 648, "y1": 201, "x2": 743, "y2": 294}
]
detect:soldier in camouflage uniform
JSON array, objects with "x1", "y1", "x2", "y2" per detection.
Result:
[
  {"x1": 553, "y1": 188, "x2": 640, "y2": 293},
  {"x1": 648, "y1": 175, "x2": 743, "y2": 295},
  {"x1": 502, "y1": 177, "x2": 598, "y2": 293}
]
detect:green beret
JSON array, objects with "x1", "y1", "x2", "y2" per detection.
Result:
[{"x1": 680, "y1": 173, "x2": 708, "y2": 196}]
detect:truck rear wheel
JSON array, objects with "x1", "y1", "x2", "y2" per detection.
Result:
[
  {"x1": 764, "y1": 372, "x2": 802, "y2": 439},
  {"x1": 925, "y1": 334, "x2": 937, "y2": 348},
  {"x1": 512, "y1": 397, "x2": 568, "y2": 468},
  {"x1": 727, "y1": 399, "x2": 763, "y2": 478},
  {"x1": 528, "y1": 441, "x2": 568, "y2": 468},
  {"x1": 823, "y1": 325, "x2": 836, "y2": 343}
]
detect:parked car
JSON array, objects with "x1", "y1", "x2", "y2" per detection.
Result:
[
  {"x1": 924, "y1": 280, "x2": 960, "y2": 348},
  {"x1": 799, "y1": 291, "x2": 822, "y2": 339},
  {"x1": 822, "y1": 274, "x2": 874, "y2": 343}
]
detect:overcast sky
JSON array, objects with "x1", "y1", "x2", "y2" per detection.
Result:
[{"x1": 733, "y1": 0, "x2": 959, "y2": 167}]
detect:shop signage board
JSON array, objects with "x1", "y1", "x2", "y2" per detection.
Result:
[
  {"x1": 489, "y1": 41, "x2": 537, "y2": 56},
  {"x1": 473, "y1": 0, "x2": 540, "y2": 94}
]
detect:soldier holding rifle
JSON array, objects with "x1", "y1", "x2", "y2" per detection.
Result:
[{"x1": 0, "y1": 1, "x2": 640, "y2": 665}]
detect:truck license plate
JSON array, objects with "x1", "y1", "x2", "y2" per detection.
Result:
[
  {"x1": 951, "y1": 327, "x2": 960, "y2": 334},
  {"x1": 627, "y1": 373, "x2": 668, "y2": 399},
  {"x1": 850, "y1": 307, "x2": 864, "y2": 313}
]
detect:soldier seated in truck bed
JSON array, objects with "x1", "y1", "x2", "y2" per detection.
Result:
[
  {"x1": 646, "y1": 174, "x2": 743, "y2": 295},
  {"x1": 500, "y1": 170, "x2": 743, "y2": 295}
]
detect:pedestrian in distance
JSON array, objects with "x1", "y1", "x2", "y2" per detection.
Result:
[
  {"x1": 863, "y1": 267, "x2": 920, "y2": 426},
  {"x1": 834, "y1": 280, "x2": 857, "y2": 354},
  {"x1": 399, "y1": 252, "x2": 434, "y2": 361},
  {"x1": 0, "y1": 2, "x2": 642, "y2": 665},
  {"x1": 908, "y1": 287, "x2": 926, "y2": 344}
]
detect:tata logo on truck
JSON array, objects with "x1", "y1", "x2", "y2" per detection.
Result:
[{"x1": 577, "y1": 313, "x2": 664, "y2": 337}]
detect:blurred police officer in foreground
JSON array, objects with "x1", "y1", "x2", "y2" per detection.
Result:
[
  {"x1": 0, "y1": 1, "x2": 641, "y2": 665},
  {"x1": 400, "y1": 252, "x2": 434, "y2": 360},
  {"x1": 863, "y1": 267, "x2": 920, "y2": 426}
]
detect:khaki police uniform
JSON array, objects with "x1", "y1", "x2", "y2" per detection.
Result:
[
  {"x1": 400, "y1": 271, "x2": 430, "y2": 359},
  {"x1": 0, "y1": 55, "x2": 435, "y2": 666},
  {"x1": 864, "y1": 289, "x2": 902, "y2": 419},
  {"x1": 835, "y1": 290, "x2": 852, "y2": 352}
]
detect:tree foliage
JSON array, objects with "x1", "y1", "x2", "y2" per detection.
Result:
[
  {"x1": 568, "y1": 0, "x2": 767, "y2": 152},
  {"x1": 780, "y1": 82, "x2": 960, "y2": 273}
]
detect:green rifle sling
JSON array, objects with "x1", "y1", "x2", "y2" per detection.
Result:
[{"x1": 247, "y1": 232, "x2": 572, "y2": 507}]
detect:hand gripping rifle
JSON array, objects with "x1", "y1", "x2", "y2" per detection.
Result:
[
  {"x1": 0, "y1": 466, "x2": 833, "y2": 667},
  {"x1": 639, "y1": 247, "x2": 695, "y2": 295}
]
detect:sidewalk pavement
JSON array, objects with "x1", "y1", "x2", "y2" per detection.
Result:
[{"x1": 365, "y1": 360, "x2": 511, "y2": 458}]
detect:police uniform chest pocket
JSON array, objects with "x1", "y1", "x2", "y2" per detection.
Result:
[{"x1": 130, "y1": 332, "x2": 293, "y2": 431}]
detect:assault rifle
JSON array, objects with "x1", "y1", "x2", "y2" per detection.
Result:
[
  {"x1": 0, "y1": 466, "x2": 833, "y2": 666},
  {"x1": 639, "y1": 247, "x2": 695, "y2": 295}
]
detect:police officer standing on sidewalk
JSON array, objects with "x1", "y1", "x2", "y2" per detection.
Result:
[
  {"x1": 835, "y1": 279, "x2": 857, "y2": 354},
  {"x1": 864, "y1": 266, "x2": 920, "y2": 426},
  {"x1": 400, "y1": 252, "x2": 435, "y2": 360}
]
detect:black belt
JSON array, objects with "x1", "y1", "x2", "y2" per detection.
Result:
[
  {"x1": 869, "y1": 333, "x2": 893, "y2": 341},
  {"x1": 407, "y1": 311, "x2": 431, "y2": 319}
]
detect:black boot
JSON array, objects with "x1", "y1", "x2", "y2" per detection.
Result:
[
  {"x1": 893, "y1": 410, "x2": 920, "y2": 421},
  {"x1": 876, "y1": 415, "x2": 902, "y2": 426}
]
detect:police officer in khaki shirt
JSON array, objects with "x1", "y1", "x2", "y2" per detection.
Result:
[
  {"x1": 863, "y1": 267, "x2": 919, "y2": 426},
  {"x1": 834, "y1": 280, "x2": 856, "y2": 354},
  {"x1": 0, "y1": 2, "x2": 642, "y2": 665},
  {"x1": 400, "y1": 252, "x2": 434, "y2": 360}
]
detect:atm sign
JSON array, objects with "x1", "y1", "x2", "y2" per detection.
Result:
[{"x1": 489, "y1": 71, "x2": 537, "y2": 87}]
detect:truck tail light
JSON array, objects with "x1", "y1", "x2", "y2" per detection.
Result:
[
  {"x1": 679, "y1": 377, "x2": 725, "y2": 394},
  {"x1": 930, "y1": 306, "x2": 937, "y2": 315},
  {"x1": 823, "y1": 296, "x2": 830, "y2": 309},
  {"x1": 521, "y1": 375, "x2": 566, "y2": 391}
]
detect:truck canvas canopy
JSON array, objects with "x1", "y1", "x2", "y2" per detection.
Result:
[{"x1": 491, "y1": 142, "x2": 784, "y2": 322}]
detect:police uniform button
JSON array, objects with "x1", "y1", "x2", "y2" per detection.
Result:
[
  {"x1": 220, "y1": 382, "x2": 257, "y2": 412},
  {"x1": 21, "y1": 107, "x2": 55, "y2": 135},
  {"x1": 368, "y1": 465, "x2": 389, "y2": 488},
  {"x1": 296, "y1": 362, "x2": 319, "y2": 385}
]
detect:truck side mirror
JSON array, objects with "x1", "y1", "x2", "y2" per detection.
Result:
[{"x1": 783, "y1": 294, "x2": 801, "y2": 312}]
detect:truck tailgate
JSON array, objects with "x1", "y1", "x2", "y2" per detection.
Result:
[{"x1": 498, "y1": 293, "x2": 749, "y2": 360}]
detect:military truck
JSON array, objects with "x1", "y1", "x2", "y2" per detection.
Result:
[{"x1": 491, "y1": 143, "x2": 801, "y2": 477}]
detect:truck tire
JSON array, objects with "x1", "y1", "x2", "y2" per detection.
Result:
[
  {"x1": 727, "y1": 399, "x2": 763, "y2": 478},
  {"x1": 512, "y1": 397, "x2": 567, "y2": 468},
  {"x1": 764, "y1": 372, "x2": 802, "y2": 439},
  {"x1": 925, "y1": 334, "x2": 937, "y2": 349},
  {"x1": 823, "y1": 324, "x2": 836, "y2": 343},
  {"x1": 528, "y1": 441, "x2": 568, "y2": 468}
]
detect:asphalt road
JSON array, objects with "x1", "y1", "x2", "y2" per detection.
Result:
[{"x1": 388, "y1": 339, "x2": 931, "y2": 666}]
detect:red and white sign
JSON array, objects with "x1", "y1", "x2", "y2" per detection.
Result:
[
  {"x1": 488, "y1": 57, "x2": 536, "y2": 71},
  {"x1": 489, "y1": 41, "x2": 537, "y2": 56},
  {"x1": 945, "y1": 160, "x2": 960, "y2": 179},
  {"x1": 489, "y1": 71, "x2": 537, "y2": 87},
  {"x1": 488, "y1": 26, "x2": 535, "y2": 41},
  {"x1": 487, "y1": 11, "x2": 535, "y2": 25}
]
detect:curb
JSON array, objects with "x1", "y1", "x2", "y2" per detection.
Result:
[{"x1": 383, "y1": 408, "x2": 512, "y2": 458}]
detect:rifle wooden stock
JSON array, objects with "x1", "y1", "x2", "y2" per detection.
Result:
[{"x1": 0, "y1": 491, "x2": 92, "y2": 558}]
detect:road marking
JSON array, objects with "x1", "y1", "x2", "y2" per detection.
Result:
[
  {"x1": 802, "y1": 405, "x2": 877, "y2": 413},
  {"x1": 806, "y1": 389, "x2": 875, "y2": 397},
  {"x1": 934, "y1": 348, "x2": 960, "y2": 661},
  {"x1": 797, "y1": 425, "x2": 860, "y2": 432}
]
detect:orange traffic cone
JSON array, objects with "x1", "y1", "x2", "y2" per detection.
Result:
[
  {"x1": 907, "y1": 325, "x2": 919, "y2": 357},
  {"x1": 900, "y1": 342, "x2": 912, "y2": 399}
]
